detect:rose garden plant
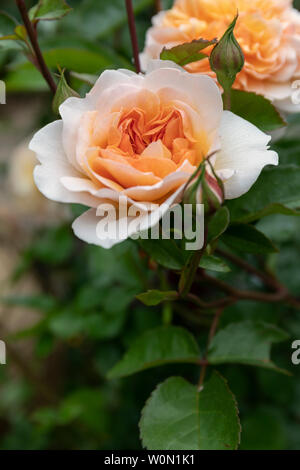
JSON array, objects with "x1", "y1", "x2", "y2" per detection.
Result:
[{"x1": 1, "y1": 0, "x2": 300, "y2": 451}]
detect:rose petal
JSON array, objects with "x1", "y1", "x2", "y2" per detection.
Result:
[
  {"x1": 215, "y1": 111, "x2": 279, "y2": 199},
  {"x1": 30, "y1": 121, "x2": 99, "y2": 207},
  {"x1": 72, "y1": 184, "x2": 185, "y2": 248}
]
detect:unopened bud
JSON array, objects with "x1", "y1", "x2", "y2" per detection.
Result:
[
  {"x1": 209, "y1": 14, "x2": 244, "y2": 91},
  {"x1": 183, "y1": 166, "x2": 224, "y2": 215},
  {"x1": 202, "y1": 172, "x2": 224, "y2": 214},
  {"x1": 52, "y1": 69, "x2": 79, "y2": 115}
]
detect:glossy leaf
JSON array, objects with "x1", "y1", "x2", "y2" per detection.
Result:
[
  {"x1": 207, "y1": 206, "x2": 230, "y2": 243},
  {"x1": 208, "y1": 321, "x2": 289, "y2": 373},
  {"x1": 232, "y1": 203, "x2": 300, "y2": 224},
  {"x1": 199, "y1": 254, "x2": 231, "y2": 272},
  {"x1": 221, "y1": 223, "x2": 278, "y2": 254},
  {"x1": 226, "y1": 165, "x2": 300, "y2": 222},
  {"x1": 160, "y1": 38, "x2": 217, "y2": 66},
  {"x1": 0, "y1": 11, "x2": 21, "y2": 49},
  {"x1": 29, "y1": 0, "x2": 72, "y2": 21},
  {"x1": 140, "y1": 372, "x2": 241, "y2": 450},
  {"x1": 108, "y1": 326, "x2": 200, "y2": 379},
  {"x1": 52, "y1": 69, "x2": 79, "y2": 114},
  {"x1": 227, "y1": 89, "x2": 286, "y2": 132},
  {"x1": 136, "y1": 290, "x2": 178, "y2": 307},
  {"x1": 139, "y1": 239, "x2": 186, "y2": 270}
]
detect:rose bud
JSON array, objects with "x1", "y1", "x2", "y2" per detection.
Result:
[
  {"x1": 209, "y1": 14, "x2": 244, "y2": 92},
  {"x1": 201, "y1": 171, "x2": 224, "y2": 215},
  {"x1": 183, "y1": 166, "x2": 224, "y2": 215}
]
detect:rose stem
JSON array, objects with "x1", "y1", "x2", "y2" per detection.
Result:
[
  {"x1": 155, "y1": 0, "x2": 162, "y2": 12},
  {"x1": 15, "y1": 0, "x2": 57, "y2": 94},
  {"x1": 198, "y1": 306, "x2": 224, "y2": 390},
  {"x1": 223, "y1": 88, "x2": 231, "y2": 110},
  {"x1": 125, "y1": 0, "x2": 141, "y2": 74},
  {"x1": 179, "y1": 227, "x2": 208, "y2": 298}
]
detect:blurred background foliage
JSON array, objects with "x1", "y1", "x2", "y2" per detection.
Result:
[{"x1": 0, "y1": 0, "x2": 300, "y2": 450}]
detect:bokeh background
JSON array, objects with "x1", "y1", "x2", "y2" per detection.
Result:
[{"x1": 0, "y1": 0, "x2": 300, "y2": 450}]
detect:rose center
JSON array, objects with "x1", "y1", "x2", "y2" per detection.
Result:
[{"x1": 117, "y1": 106, "x2": 185, "y2": 157}]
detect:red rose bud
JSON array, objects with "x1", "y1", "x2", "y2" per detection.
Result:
[
  {"x1": 183, "y1": 166, "x2": 223, "y2": 215},
  {"x1": 209, "y1": 14, "x2": 244, "y2": 91},
  {"x1": 201, "y1": 172, "x2": 224, "y2": 214}
]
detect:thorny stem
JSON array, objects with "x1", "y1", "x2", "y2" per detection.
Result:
[
  {"x1": 179, "y1": 250, "x2": 205, "y2": 298},
  {"x1": 155, "y1": 0, "x2": 162, "y2": 12},
  {"x1": 177, "y1": 242, "x2": 300, "y2": 312},
  {"x1": 223, "y1": 88, "x2": 231, "y2": 110},
  {"x1": 212, "y1": 251, "x2": 300, "y2": 309},
  {"x1": 125, "y1": 0, "x2": 141, "y2": 74},
  {"x1": 216, "y1": 248, "x2": 280, "y2": 290},
  {"x1": 186, "y1": 292, "x2": 235, "y2": 310},
  {"x1": 15, "y1": 0, "x2": 57, "y2": 94},
  {"x1": 179, "y1": 228, "x2": 208, "y2": 298},
  {"x1": 181, "y1": 246, "x2": 300, "y2": 389},
  {"x1": 200, "y1": 272, "x2": 290, "y2": 304},
  {"x1": 198, "y1": 307, "x2": 224, "y2": 390},
  {"x1": 182, "y1": 247, "x2": 300, "y2": 390}
]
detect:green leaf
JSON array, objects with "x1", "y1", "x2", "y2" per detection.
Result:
[
  {"x1": 140, "y1": 372, "x2": 240, "y2": 450},
  {"x1": 221, "y1": 223, "x2": 278, "y2": 254},
  {"x1": 52, "y1": 69, "x2": 79, "y2": 114},
  {"x1": 199, "y1": 254, "x2": 231, "y2": 272},
  {"x1": 0, "y1": 11, "x2": 22, "y2": 49},
  {"x1": 14, "y1": 25, "x2": 27, "y2": 41},
  {"x1": 29, "y1": 0, "x2": 72, "y2": 21},
  {"x1": 226, "y1": 89, "x2": 286, "y2": 132},
  {"x1": 207, "y1": 206, "x2": 230, "y2": 243},
  {"x1": 272, "y1": 139, "x2": 300, "y2": 166},
  {"x1": 5, "y1": 67, "x2": 49, "y2": 92},
  {"x1": 0, "y1": 34, "x2": 18, "y2": 41},
  {"x1": 208, "y1": 321, "x2": 289, "y2": 373},
  {"x1": 5, "y1": 42, "x2": 129, "y2": 92},
  {"x1": 226, "y1": 165, "x2": 300, "y2": 222},
  {"x1": 160, "y1": 38, "x2": 217, "y2": 66},
  {"x1": 138, "y1": 239, "x2": 185, "y2": 270},
  {"x1": 10, "y1": 42, "x2": 128, "y2": 73},
  {"x1": 232, "y1": 203, "x2": 300, "y2": 224},
  {"x1": 136, "y1": 290, "x2": 178, "y2": 307},
  {"x1": 0, "y1": 11, "x2": 18, "y2": 35},
  {"x1": 108, "y1": 326, "x2": 200, "y2": 379}
]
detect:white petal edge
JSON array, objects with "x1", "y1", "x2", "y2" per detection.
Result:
[
  {"x1": 30, "y1": 121, "x2": 99, "y2": 207},
  {"x1": 215, "y1": 111, "x2": 279, "y2": 200}
]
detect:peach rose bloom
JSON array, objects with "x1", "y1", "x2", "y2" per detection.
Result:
[
  {"x1": 30, "y1": 61, "x2": 277, "y2": 248},
  {"x1": 141, "y1": 0, "x2": 300, "y2": 112}
]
